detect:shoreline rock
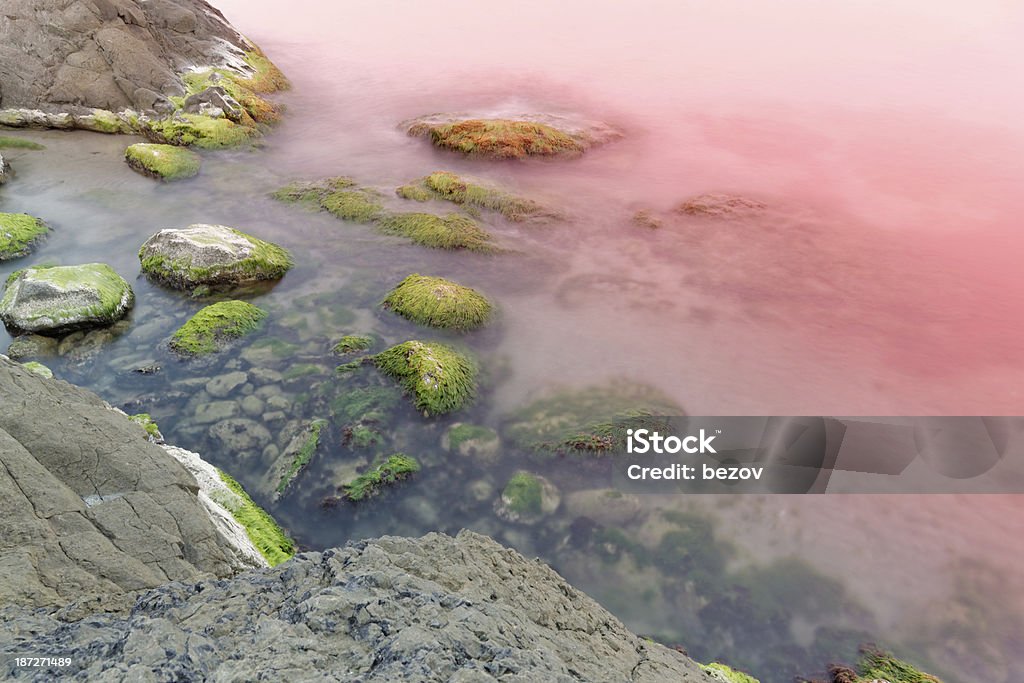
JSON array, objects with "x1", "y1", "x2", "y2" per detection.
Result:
[{"x1": 0, "y1": 263, "x2": 134, "y2": 335}]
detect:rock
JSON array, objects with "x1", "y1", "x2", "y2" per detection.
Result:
[
  {"x1": 182, "y1": 86, "x2": 245, "y2": 122},
  {"x1": 495, "y1": 471, "x2": 561, "y2": 524},
  {"x1": 404, "y1": 113, "x2": 622, "y2": 159},
  {"x1": 240, "y1": 394, "x2": 264, "y2": 417},
  {"x1": 205, "y1": 370, "x2": 249, "y2": 398},
  {"x1": 373, "y1": 340, "x2": 478, "y2": 416},
  {"x1": 209, "y1": 418, "x2": 272, "y2": 454},
  {"x1": 0, "y1": 263, "x2": 134, "y2": 334},
  {"x1": 124, "y1": 143, "x2": 201, "y2": 181},
  {"x1": 0, "y1": 213, "x2": 49, "y2": 261},
  {"x1": 441, "y1": 423, "x2": 501, "y2": 462},
  {"x1": 0, "y1": 356, "x2": 261, "y2": 610},
  {"x1": 20, "y1": 360, "x2": 53, "y2": 378},
  {"x1": 139, "y1": 224, "x2": 293, "y2": 290},
  {"x1": 396, "y1": 170, "x2": 559, "y2": 222},
  {"x1": 56, "y1": 322, "x2": 130, "y2": 361},
  {"x1": 5, "y1": 334, "x2": 58, "y2": 360},
  {"x1": 0, "y1": 154, "x2": 10, "y2": 184},
  {"x1": 382, "y1": 274, "x2": 494, "y2": 331},
  {"x1": 0, "y1": 530, "x2": 712, "y2": 682},
  {"x1": 564, "y1": 488, "x2": 645, "y2": 527},
  {"x1": 266, "y1": 419, "x2": 326, "y2": 501},
  {"x1": 674, "y1": 193, "x2": 767, "y2": 218},
  {"x1": 192, "y1": 400, "x2": 240, "y2": 424}
]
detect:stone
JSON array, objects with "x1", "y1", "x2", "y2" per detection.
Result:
[
  {"x1": 205, "y1": 371, "x2": 249, "y2": 398},
  {"x1": 209, "y1": 418, "x2": 272, "y2": 454},
  {"x1": 0, "y1": 263, "x2": 134, "y2": 335},
  {"x1": 6, "y1": 334, "x2": 58, "y2": 359},
  {"x1": 495, "y1": 471, "x2": 561, "y2": 524}
]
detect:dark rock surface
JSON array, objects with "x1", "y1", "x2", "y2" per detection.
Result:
[
  {"x1": 1, "y1": 531, "x2": 713, "y2": 682},
  {"x1": 0, "y1": 0, "x2": 253, "y2": 117},
  {"x1": 0, "y1": 356, "x2": 258, "y2": 612}
]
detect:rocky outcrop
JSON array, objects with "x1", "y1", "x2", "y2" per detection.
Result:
[
  {"x1": 0, "y1": 531, "x2": 713, "y2": 682},
  {"x1": 0, "y1": 356, "x2": 262, "y2": 613},
  {"x1": 0, "y1": 0, "x2": 253, "y2": 118}
]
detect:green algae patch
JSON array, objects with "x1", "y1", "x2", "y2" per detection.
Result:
[
  {"x1": 0, "y1": 263, "x2": 134, "y2": 334},
  {"x1": 373, "y1": 340, "x2": 477, "y2": 416},
  {"x1": 839, "y1": 646, "x2": 943, "y2": 683},
  {"x1": 124, "y1": 143, "x2": 200, "y2": 181},
  {"x1": 0, "y1": 213, "x2": 49, "y2": 261},
  {"x1": 275, "y1": 419, "x2": 326, "y2": 497},
  {"x1": 0, "y1": 136, "x2": 45, "y2": 150},
  {"x1": 272, "y1": 176, "x2": 386, "y2": 222},
  {"x1": 382, "y1": 274, "x2": 493, "y2": 331},
  {"x1": 169, "y1": 301, "x2": 266, "y2": 355},
  {"x1": 396, "y1": 171, "x2": 555, "y2": 222},
  {"x1": 503, "y1": 381, "x2": 683, "y2": 454},
  {"x1": 411, "y1": 119, "x2": 587, "y2": 159},
  {"x1": 129, "y1": 413, "x2": 163, "y2": 442},
  {"x1": 235, "y1": 48, "x2": 291, "y2": 95},
  {"x1": 20, "y1": 361, "x2": 53, "y2": 379},
  {"x1": 333, "y1": 334, "x2": 374, "y2": 355},
  {"x1": 702, "y1": 663, "x2": 759, "y2": 683},
  {"x1": 377, "y1": 212, "x2": 497, "y2": 252},
  {"x1": 147, "y1": 113, "x2": 259, "y2": 149},
  {"x1": 217, "y1": 469, "x2": 295, "y2": 567},
  {"x1": 341, "y1": 453, "x2": 420, "y2": 502},
  {"x1": 502, "y1": 471, "x2": 543, "y2": 516}
]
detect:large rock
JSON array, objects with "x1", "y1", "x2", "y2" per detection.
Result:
[
  {"x1": 138, "y1": 224, "x2": 293, "y2": 290},
  {"x1": 0, "y1": 0, "x2": 252, "y2": 117},
  {"x1": 0, "y1": 153, "x2": 10, "y2": 184},
  {"x1": 0, "y1": 263, "x2": 134, "y2": 334},
  {"x1": 0, "y1": 356, "x2": 262, "y2": 612},
  {"x1": 0, "y1": 530, "x2": 714, "y2": 682}
]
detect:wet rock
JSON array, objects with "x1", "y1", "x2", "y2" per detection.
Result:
[
  {"x1": 209, "y1": 418, "x2": 272, "y2": 454},
  {"x1": 0, "y1": 263, "x2": 134, "y2": 335},
  {"x1": 192, "y1": 400, "x2": 240, "y2": 425},
  {"x1": 124, "y1": 143, "x2": 201, "y2": 181},
  {"x1": 206, "y1": 371, "x2": 248, "y2": 398},
  {"x1": 240, "y1": 394, "x2": 264, "y2": 417},
  {"x1": 564, "y1": 489, "x2": 645, "y2": 527},
  {"x1": 6, "y1": 334, "x2": 58, "y2": 360},
  {"x1": 182, "y1": 86, "x2": 244, "y2": 122},
  {"x1": 441, "y1": 423, "x2": 501, "y2": 462},
  {"x1": 495, "y1": 471, "x2": 561, "y2": 524},
  {"x1": 0, "y1": 154, "x2": 10, "y2": 184},
  {"x1": 0, "y1": 212, "x2": 49, "y2": 261},
  {"x1": 675, "y1": 193, "x2": 767, "y2": 218}
]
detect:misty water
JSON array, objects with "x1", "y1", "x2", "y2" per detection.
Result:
[{"x1": 3, "y1": 0, "x2": 1024, "y2": 680}]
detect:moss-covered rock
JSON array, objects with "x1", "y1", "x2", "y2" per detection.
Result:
[
  {"x1": 147, "y1": 113, "x2": 261, "y2": 149},
  {"x1": 139, "y1": 224, "x2": 292, "y2": 290},
  {"x1": 495, "y1": 471, "x2": 560, "y2": 523},
  {"x1": 273, "y1": 419, "x2": 327, "y2": 500},
  {"x1": 377, "y1": 212, "x2": 497, "y2": 252},
  {"x1": 217, "y1": 470, "x2": 295, "y2": 567},
  {"x1": 442, "y1": 423, "x2": 501, "y2": 462},
  {"x1": 5, "y1": 334, "x2": 58, "y2": 360},
  {"x1": 0, "y1": 212, "x2": 49, "y2": 261},
  {"x1": 382, "y1": 274, "x2": 493, "y2": 331},
  {"x1": 129, "y1": 413, "x2": 164, "y2": 442},
  {"x1": 332, "y1": 334, "x2": 374, "y2": 355},
  {"x1": 0, "y1": 263, "x2": 133, "y2": 334},
  {"x1": 702, "y1": 663, "x2": 759, "y2": 683},
  {"x1": 341, "y1": 453, "x2": 420, "y2": 502},
  {"x1": 124, "y1": 143, "x2": 201, "y2": 181},
  {"x1": 675, "y1": 193, "x2": 767, "y2": 218},
  {"x1": 503, "y1": 381, "x2": 683, "y2": 454},
  {"x1": 827, "y1": 646, "x2": 943, "y2": 683},
  {"x1": 0, "y1": 136, "x2": 45, "y2": 150},
  {"x1": 272, "y1": 176, "x2": 386, "y2": 222},
  {"x1": 631, "y1": 210, "x2": 662, "y2": 229},
  {"x1": 169, "y1": 301, "x2": 266, "y2": 355},
  {"x1": 20, "y1": 361, "x2": 53, "y2": 379},
  {"x1": 396, "y1": 171, "x2": 555, "y2": 222},
  {"x1": 407, "y1": 118, "x2": 591, "y2": 159},
  {"x1": 372, "y1": 340, "x2": 477, "y2": 416}
]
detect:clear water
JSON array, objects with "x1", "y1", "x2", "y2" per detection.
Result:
[{"x1": 2, "y1": 0, "x2": 1023, "y2": 680}]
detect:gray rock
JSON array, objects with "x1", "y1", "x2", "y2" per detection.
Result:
[
  {"x1": 0, "y1": 153, "x2": 10, "y2": 184},
  {"x1": 6, "y1": 334, "x2": 59, "y2": 360},
  {"x1": 209, "y1": 418, "x2": 272, "y2": 454},
  {"x1": 0, "y1": 531, "x2": 713, "y2": 682},
  {"x1": 182, "y1": 85, "x2": 244, "y2": 122},
  {"x1": 0, "y1": 263, "x2": 134, "y2": 335},
  {"x1": 206, "y1": 370, "x2": 248, "y2": 398},
  {"x1": 192, "y1": 400, "x2": 240, "y2": 424}
]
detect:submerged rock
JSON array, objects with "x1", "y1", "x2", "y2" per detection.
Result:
[
  {"x1": 495, "y1": 470, "x2": 561, "y2": 524},
  {"x1": 338, "y1": 453, "x2": 421, "y2": 502},
  {"x1": 19, "y1": 360, "x2": 53, "y2": 379},
  {"x1": 377, "y1": 212, "x2": 498, "y2": 252},
  {"x1": 381, "y1": 273, "x2": 493, "y2": 331},
  {"x1": 372, "y1": 340, "x2": 478, "y2": 416},
  {"x1": 139, "y1": 224, "x2": 293, "y2": 290},
  {"x1": 269, "y1": 418, "x2": 327, "y2": 501},
  {"x1": 0, "y1": 263, "x2": 134, "y2": 334},
  {"x1": 5, "y1": 334, "x2": 58, "y2": 360},
  {"x1": 405, "y1": 113, "x2": 621, "y2": 160},
  {"x1": 0, "y1": 212, "x2": 49, "y2": 261},
  {"x1": 169, "y1": 301, "x2": 266, "y2": 355},
  {"x1": 675, "y1": 193, "x2": 767, "y2": 218},
  {"x1": 441, "y1": 423, "x2": 501, "y2": 462},
  {"x1": 124, "y1": 143, "x2": 200, "y2": 181},
  {"x1": 0, "y1": 154, "x2": 9, "y2": 184},
  {"x1": 396, "y1": 170, "x2": 558, "y2": 222}
]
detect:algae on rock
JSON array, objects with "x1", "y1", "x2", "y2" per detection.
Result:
[
  {"x1": 273, "y1": 419, "x2": 327, "y2": 500},
  {"x1": 495, "y1": 471, "x2": 560, "y2": 523},
  {"x1": 216, "y1": 470, "x2": 295, "y2": 567},
  {"x1": 0, "y1": 263, "x2": 134, "y2": 334},
  {"x1": 340, "y1": 453, "x2": 420, "y2": 502},
  {"x1": 124, "y1": 143, "x2": 201, "y2": 181},
  {"x1": 0, "y1": 212, "x2": 49, "y2": 261},
  {"x1": 408, "y1": 119, "x2": 588, "y2": 159},
  {"x1": 396, "y1": 171, "x2": 556, "y2": 222},
  {"x1": 382, "y1": 274, "x2": 493, "y2": 331},
  {"x1": 170, "y1": 301, "x2": 267, "y2": 355},
  {"x1": 372, "y1": 340, "x2": 477, "y2": 416}
]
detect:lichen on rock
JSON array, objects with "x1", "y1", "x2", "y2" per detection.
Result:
[
  {"x1": 0, "y1": 212, "x2": 49, "y2": 261},
  {"x1": 124, "y1": 143, "x2": 201, "y2": 181},
  {"x1": 169, "y1": 300, "x2": 267, "y2": 355},
  {"x1": 372, "y1": 340, "x2": 477, "y2": 416},
  {"x1": 382, "y1": 274, "x2": 493, "y2": 331},
  {"x1": 139, "y1": 224, "x2": 292, "y2": 290},
  {"x1": 0, "y1": 263, "x2": 134, "y2": 334}
]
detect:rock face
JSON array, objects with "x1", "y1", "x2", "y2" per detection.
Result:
[
  {"x1": 0, "y1": 356, "x2": 261, "y2": 612},
  {"x1": 0, "y1": 263, "x2": 134, "y2": 334},
  {"x1": 0, "y1": 0, "x2": 253, "y2": 118},
  {"x1": 0, "y1": 531, "x2": 713, "y2": 682}
]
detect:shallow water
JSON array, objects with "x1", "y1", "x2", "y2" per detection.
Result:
[{"x1": 3, "y1": 0, "x2": 1024, "y2": 680}]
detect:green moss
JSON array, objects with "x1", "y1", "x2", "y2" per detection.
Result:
[
  {"x1": 124, "y1": 143, "x2": 201, "y2": 181},
  {"x1": 412, "y1": 119, "x2": 587, "y2": 159},
  {"x1": 84, "y1": 110, "x2": 126, "y2": 134},
  {"x1": 217, "y1": 470, "x2": 295, "y2": 566},
  {"x1": 282, "y1": 363, "x2": 326, "y2": 381},
  {"x1": 20, "y1": 361, "x2": 53, "y2": 379},
  {"x1": 0, "y1": 213, "x2": 49, "y2": 261},
  {"x1": 854, "y1": 647, "x2": 942, "y2": 683},
  {"x1": 382, "y1": 274, "x2": 493, "y2": 331},
  {"x1": 376, "y1": 212, "x2": 497, "y2": 252},
  {"x1": 341, "y1": 453, "x2": 420, "y2": 501},
  {"x1": 0, "y1": 136, "x2": 45, "y2": 150},
  {"x1": 169, "y1": 301, "x2": 267, "y2": 355},
  {"x1": 397, "y1": 171, "x2": 554, "y2": 222},
  {"x1": 129, "y1": 413, "x2": 162, "y2": 440},
  {"x1": 503, "y1": 381, "x2": 683, "y2": 454},
  {"x1": 235, "y1": 48, "x2": 291, "y2": 94},
  {"x1": 275, "y1": 419, "x2": 326, "y2": 496},
  {"x1": 139, "y1": 227, "x2": 293, "y2": 289},
  {"x1": 447, "y1": 423, "x2": 497, "y2": 451},
  {"x1": 501, "y1": 471, "x2": 543, "y2": 516},
  {"x1": 333, "y1": 334, "x2": 373, "y2": 355},
  {"x1": 336, "y1": 359, "x2": 366, "y2": 374},
  {"x1": 148, "y1": 113, "x2": 259, "y2": 149},
  {"x1": 272, "y1": 177, "x2": 386, "y2": 222},
  {"x1": 702, "y1": 663, "x2": 760, "y2": 683},
  {"x1": 372, "y1": 340, "x2": 477, "y2": 416},
  {"x1": 344, "y1": 424, "x2": 381, "y2": 449},
  {"x1": 329, "y1": 385, "x2": 402, "y2": 424},
  {"x1": 1, "y1": 264, "x2": 133, "y2": 331}
]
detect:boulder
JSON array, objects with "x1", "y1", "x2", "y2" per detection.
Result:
[
  {"x1": 138, "y1": 224, "x2": 293, "y2": 290},
  {"x1": 124, "y1": 143, "x2": 201, "y2": 181},
  {"x1": 495, "y1": 470, "x2": 561, "y2": 524},
  {"x1": 0, "y1": 263, "x2": 134, "y2": 334},
  {"x1": 0, "y1": 212, "x2": 49, "y2": 261}
]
